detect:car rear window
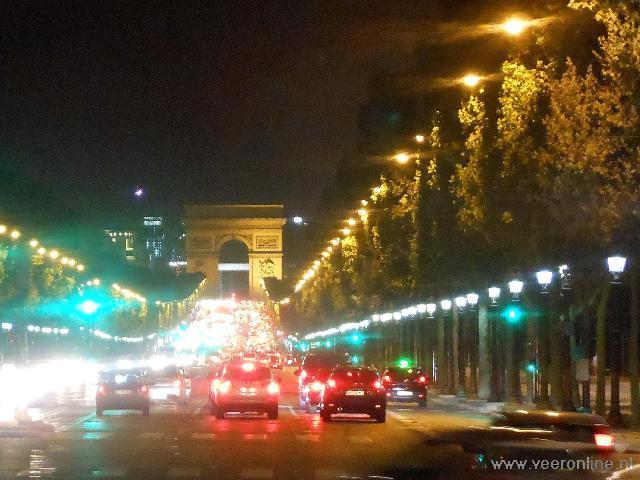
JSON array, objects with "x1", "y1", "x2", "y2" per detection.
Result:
[
  {"x1": 100, "y1": 371, "x2": 142, "y2": 385},
  {"x1": 385, "y1": 368, "x2": 424, "y2": 381},
  {"x1": 224, "y1": 366, "x2": 271, "y2": 381},
  {"x1": 147, "y1": 366, "x2": 180, "y2": 378},
  {"x1": 332, "y1": 368, "x2": 378, "y2": 383},
  {"x1": 303, "y1": 355, "x2": 342, "y2": 369}
]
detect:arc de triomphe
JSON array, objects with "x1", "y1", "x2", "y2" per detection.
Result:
[{"x1": 184, "y1": 204, "x2": 285, "y2": 298}]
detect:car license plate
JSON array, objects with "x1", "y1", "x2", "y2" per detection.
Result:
[
  {"x1": 396, "y1": 390, "x2": 413, "y2": 397},
  {"x1": 345, "y1": 390, "x2": 365, "y2": 396},
  {"x1": 115, "y1": 389, "x2": 131, "y2": 395}
]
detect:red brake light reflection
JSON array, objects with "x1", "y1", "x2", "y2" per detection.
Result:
[
  {"x1": 326, "y1": 379, "x2": 336, "y2": 388},
  {"x1": 418, "y1": 376, "x2": 426, "y2": 383},
  {"x1": 383, "y1": 375, "x2": 391, "y2": 383},
  {"x1": 373, "y1": 380, "x2": 382, "y2": 389}
]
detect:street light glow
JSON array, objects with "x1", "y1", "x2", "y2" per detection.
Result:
[
  {"x1": 415, "y1": 134, "x2": 425, "y2": 144},
  {"x1": 29, "y1": 239, "x2": 39, "y2": 248},
  {"x1": 292, "y1": 216, "x2": 304, "y2": 225},
  {"x1": 607, "y1": 256, "x2": 627, "y2": 275},
  {"x1": 347, "y1": 218, "x2": 357, "y2": 226},
  {"x1": 49, "y1": 249, "x2": 59, "y2": 259},
  {"x1": 394, "y1": 152, "x2": 411, "y2": 164},
  {"x1": 508, "y1": 280, "x2": 524, "y2": 294},
  {"x1": 466, "y1": 293, "x2": 479, "y2": 306},
  {"x1": 10, "y1": 230, "x2": 20, "y2": 240},
  {"x1": 502, "y1": 17, "x2": 528, "y2": 36},
  {"x1": 455, "y1": 296, "x2": 467, "y2": 308},
  {"x1": 536, "y1": 270, "x2": 553, "y2": 287},
  {"x1": 341, "y1": 227, "x2": 351, "y2": 236},
  {"x1": 488, "y1": 286, "x2": 501, "y2": 302},
  {"x1": 440, "y1": 299, "x2": 452, "y2": 311},
  {"x1": 462, "y1": 74, "x2": 481, "y2": 88},
  {"x1": 426, "y1": 303, "x2": 437, "y2": 316}
]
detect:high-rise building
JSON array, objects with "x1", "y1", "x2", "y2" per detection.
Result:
[
  {"x1": 143, "y1": 216, "x2": 165, "y2": 265},
  {"x1": 105, "y1": 230, "x2": 136, "y2": 261}
]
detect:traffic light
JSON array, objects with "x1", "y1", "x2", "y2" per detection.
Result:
[
  {"x1": 502, "y1": 305, "x2": 523, "y2": 323},
  {"x1": 398, "y1": 358, "x2": 410, "y2": 368},
  {"x1": 348, "y1": 333, "x2": 362, "y2": 345},
  {"x1": 78, "y1": 300, "x2": 99, "y2": 315},
  {"x1": 324, "y1": 340, "x2": 332, "y2": 348},
  {"x1": 526, "y1": 360, "x2": 538, "y2": 373}
]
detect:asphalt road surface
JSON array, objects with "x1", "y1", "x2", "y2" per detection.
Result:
[{"x1": 1, "y1": 368, "x2": 637, "y2": 480}]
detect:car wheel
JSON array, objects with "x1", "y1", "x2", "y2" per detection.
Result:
[
  {"x1": 320, "y1": 409, "x2": 332, "y2": 422},
  {"x1": 215, "y1": 406, "x2": 225, "y2": 420},
  {"x1": 267, "y1": 407, "x2": 278, "y2": 420},
  {"x1": 96, "y1": 409, "x2": 103, "y2": 417},
  {"x1": 375, "y1": 410, "x2": 386, "y2": 423},
  {"x1": 418, "y1": 398, "x2": 427, "y2": 408},
  {"x1": 142, "y1": 407, "x2": 150, "y2": 416}
]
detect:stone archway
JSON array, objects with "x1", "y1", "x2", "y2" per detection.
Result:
[{"x1": 184, "y1": 205, "x2": 285, "y2": 298}]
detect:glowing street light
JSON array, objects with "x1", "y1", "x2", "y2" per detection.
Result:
[
  {"x1": 29, "y1": 239, "x2": 39, "y2": 248},
  {"x1": 341, "y1": 227, "x2": 351, "y2": 236},
  {"x1": 394, "y1": 152, "x2": 411, "y2": 164},
  {"x1": 37, "y1": 247, "x2": 46, "y2": 255},
  {"x1": 455, "y1": 296, "x2": 467, "y2": 310},
  {"x1": 440, "y1": 299, "x2": 452, "y2": 311},
  {"x1": 488, "y1": 286, "x2": 501, "y2": 304},
  {"x1": 347, "y1": 218, "x2": 357, "y2": 226},
  {"x1": 415, "y1": 134, "x2": 425, "y2": 144},
  {"x1": 536, "y1": 270, "x2": 553, "y2": 292},
  {"x1": 426, "y1": 303, "x2": 437, "y2": 318},
  {"x1": 360, "y1": 199, "x2": 368, "y2": 207},
  {"x1": 292, "y1": 216, "x2": 304, "y2": 225},
  {"x1": 9, "y1": 230, "x2": 20, "y2": 240},
  {"x1": 462, "y1": 74, "x2": 482, "y2": 88},
  {"x1": 502, "y1": 17, "x2": 528, "y2": 36},
  {"x1": 608, "y1": 256, "x2": 627, "y2": 283},
  {"x1": 49, "y1": 249, "x2": 59, "y2": 260},
  {"x1": 330, "y1": 238, "x2": 340, "y2": 246},
  {"x1": 466, "y1": 293, "x2": 479, "y2": 306},
  {"x1": 0, "y1": 225, "x2": 6, "y2": 234},
  {"x1": 508, "y1": 280, "x2": 524, "y2": 301}
]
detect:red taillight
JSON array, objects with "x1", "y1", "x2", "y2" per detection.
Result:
[
  {"x1": 140, "y1": 385, "x2": 148, "y2": 393},
  {"x1": 267, "y1": 382, "x2": 280, "y2": 395},
  {"x1": 594, "y1": 426, "x2": 614, "y2": 448},
  {"x1": 311, "y1": 381, "x2": 323, "y2": 392},
  {"x1": 326, "y1": 379, "x2": 336, "y2": 389},
  {"x1": 97, "y1": 385, "x2": 106, "y2": 395},
  {"x1": 383, "y1": 375, "x2": 391, "y2": 383},
  {"x1": 418, "y1": 376, "x2": 426, "y2": 384},
  {"x1": 373, "y1": 380, "x2": 383, "y2": 389},
  {"x1": 217, "y1": 381, "x2": 231, "y2": 394},
  {"x1": 300, "y1": 370, "x2": 308, "y2": 380}
]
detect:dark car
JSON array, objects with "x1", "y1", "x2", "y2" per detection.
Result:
[
  {"x1": 96, "y1": 370, "x2": 149, "y2": 416},
  {"x1": 209, "y1": 360, "x2": 280, "y2": 419},
  {"x1": 382, "y1": 366, "x2": 428, "y2": 407},
  {"x1": 296, "y1": 353, "x2": 344, "y2": 413},
  {"x1": 145, "y1": 365, "x2": 191, "y2": 405},
  {"x1": 431, "y1": 409, "x2": 615, "y2": 469},
  {"x1": 319, "y1": 365, "x2": 386, "y2": 423}
]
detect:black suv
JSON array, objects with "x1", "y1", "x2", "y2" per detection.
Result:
[{"x1": 381, "y1": 366, "x2": 428, "y2": 407}]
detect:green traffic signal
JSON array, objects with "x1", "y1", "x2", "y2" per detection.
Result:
[
  {"x1": 349, "y1": 333, "x2": 362, "y2": 344},
  {"x1": 78, "y1": 300, "x2": 100, "y2": 315},
  {"x1": 502, "y1": 305, "x2": 524, "y2": 323}
]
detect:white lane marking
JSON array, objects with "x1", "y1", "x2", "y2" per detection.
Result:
[
  {"x1": 138, "y1": 432, "x2": 164, "y2": 439},
  {"x1": 315, "y1": 469, "x2": 347, "y2": 479},
  {"x1": 167, "y1": 466, "x2": 201, "y2": 478},
  {"x1": 92, "y1": 467, "x2": 127, "y2": 478},
  {"x1": 240, "y1": 467, "x2": 274, "y2": 479},
  {"x1": 191, "y1": 433, "x2": 216, "y2": 440},
  {"x1": 348, "y1": 435, "x2": 373, "y2": 444},
  {"x1": 295, "y1": 434, "x2": 320, "y2": 442},
  {"x1": 282, "y1": 405, "x2": 298, "y2": 417},
  {"x1": 242, "y1": 433, "x2": 267, "y2": 441}
]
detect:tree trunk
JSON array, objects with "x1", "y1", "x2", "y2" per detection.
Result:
[
  {"x1": 596, "y1": 283, "x2": 611, "y2": 416},
  {"x1": 630, "y1": 264, "x2": 640, "y2": 425},
  {"x1": 608, "y1": 283, "x2": 625, "y2": 427},
  {"x1": 549, "y1": 293, "x2": 564, "y2": 408},
  {"x1": 478, "y1": 305, "x2": 490, "y2": 399},
  {"x1": 437, "y1": 313, "x2": 446, "y2": 389}
]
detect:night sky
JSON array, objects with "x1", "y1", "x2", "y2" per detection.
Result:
[{"x1": 0, "y1": 1, "x2": 535, "y2": 224}]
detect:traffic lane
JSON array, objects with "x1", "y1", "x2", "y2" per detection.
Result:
[{"x1": 0, "y1": 386, "x2": 476, "y2": 479}]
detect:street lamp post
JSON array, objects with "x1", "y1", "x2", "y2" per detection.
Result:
[
  {"x1": 455, "y1": 296, "x2": 467, "y2": 397},
  {"x1": 507, "y1": 280, "x2": 524, "y2": 404},
  {"x1": 488, "y1": 287, "x2": 504, "y2": 402},
  {"x1": 607, "y1": 255, "x2": 627, "y2": 427},
  {"x1": 536, "y1": 270, "x2": 553, "y2": 409},
  {"x1": 467, "y1": 293, "x2": 480, "y2": 396}
]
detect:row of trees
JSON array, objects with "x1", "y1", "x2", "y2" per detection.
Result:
[{"x1": 293, "y1": 1, "x2": 640, "y2": 421}]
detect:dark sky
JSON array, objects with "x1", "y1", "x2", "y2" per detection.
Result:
[{"x1": 0, "y1": 1, "x2": 534, "y2": 225}]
